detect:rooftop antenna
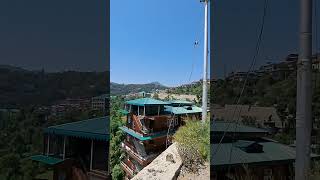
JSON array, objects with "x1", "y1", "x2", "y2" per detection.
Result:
[
  {"x1": 200, "y1": 0, "x2": 209, "y2": 123},
  {"x1": 296, "y1": 0, "x2": 313, "y2": 179}
]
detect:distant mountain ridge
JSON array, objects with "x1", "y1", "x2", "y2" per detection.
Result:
[
  {"x1": 0, "y1": 65, "x2": 29, "y2": 72},
  {"x1": 110, "y1": 82, "x2": 167, "y2": 95}
]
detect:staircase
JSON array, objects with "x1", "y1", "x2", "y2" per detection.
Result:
[{"x1": 132, "y1": 138, "x2": 147, "y2": 157}]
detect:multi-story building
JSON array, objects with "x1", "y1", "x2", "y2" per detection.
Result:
[
  {"x1": 213, "y1": 104, "x2": 284, "y2": 132},
  {"x1": 226, "y1": 71, "x2": 258, "y2": 82},
  {"x1": 92, "y1": 94, "x2": 109, "y2": 112},
  {"x1": 119, "y1": 98, "x2": 202, "y2": 179},
  {"x1": 227, "y1": 53, "x2": 320, "y2": 82},
  {"x1": 50, "y1": 98, "x2": 91, "y2": 117},
  {"x1": 125, "y1": 91, "x2": 152, "y2": 99}
]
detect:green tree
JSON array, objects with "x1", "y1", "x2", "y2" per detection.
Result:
[{"x1": 110, "y1": 97, "x2": 125, "y2": 179}]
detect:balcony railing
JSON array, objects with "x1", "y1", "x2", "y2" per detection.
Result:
[
  {"x1": 120, "y1": 161, "x2": 134, "y2": 178},
  {"x1": 120, "y1": 126, "x2": 176, "y2": 143},
  {"x1": 121, "y1": 142, "x2": 158, "y2": 166}
]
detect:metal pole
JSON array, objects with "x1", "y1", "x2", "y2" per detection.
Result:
[
  {"x1": 90, "y1": 140, "x2": 94, "y2": 171},
  {"x1": 296, "y1": 0, "x2": 312, "y2": 179},
  {"x1": 46, "y1": 135, "x2": 50, "y2": 156},
  {"x1": 201, "y1": 0, "x2": 209, "y2": 123},
  {"x1": 63, "y1": 136, "x2": 66, "y2": 160}
]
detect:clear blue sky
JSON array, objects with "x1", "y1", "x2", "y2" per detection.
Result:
[
  {"x1": 0, "y1": 0, "x2": 107, "y2": 72},
  {"x1": 111, "y1": 0, "x2": 317, "y2": 86},
  {"x1": 111, "y1": 0, "x2": 208, "y2": 87}
]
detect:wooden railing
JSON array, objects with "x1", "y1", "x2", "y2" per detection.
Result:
[
  {"x1": 122, "y1": 142, "x2": 158, "y2": 166},
  {"x1": 120, "y1": 161, "x2": 134, "y2": 177}
]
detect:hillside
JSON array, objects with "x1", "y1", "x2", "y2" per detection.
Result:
[
  {"x1": 110, "y1": 82, "x2": 167, "y2": 96},
  {"x1": 0, "y1": 66, "x2": 108, "y2": 108}
]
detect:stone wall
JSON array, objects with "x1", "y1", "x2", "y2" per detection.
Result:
[{"x1": 132, "y1": 143, "x2": 182, "y2": 180}]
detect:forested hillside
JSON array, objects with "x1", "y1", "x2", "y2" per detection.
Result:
[{"x1": 0, "y1": 65, "x2": 108, "y2": 108}]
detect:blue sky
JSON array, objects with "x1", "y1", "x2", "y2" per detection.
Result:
[
  {"x1": 111, "y1": 0, "x2": 209, "y2": 87},
  {"x1": 0, "y1": 0, "x2": 107, "y2": 72},
  {"x1": 111, "y1": 0, "x2": 314, "y2": 86}
]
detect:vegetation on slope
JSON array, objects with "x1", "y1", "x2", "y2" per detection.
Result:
[
  {"x1": 0, "y1": 107, "x2": 100, "y2": 179},
  {"x1": 174, "y1": 120, "x2": 210, "y2": 173},
  {"x1": 110, "y1": 96, "x2": 125, "y2": 180},
  {"x1": 0, "y1": 66, "x2": 108, "y2": 108},
  {"x1": 110, "y1": 82, "x2": 167, "y2": 96}
]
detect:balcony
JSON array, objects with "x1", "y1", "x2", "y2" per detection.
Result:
[
  {"x1": 120, "y1": 126, "x2": 175, "y2": 141},
  {"x1": 121, "y1": 142, "x2": 158, "y2": 166},
  {"x1": 120, "y1": 161, "x2": 134, "y2": 178}
]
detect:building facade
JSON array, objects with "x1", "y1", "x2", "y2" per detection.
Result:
[
  {"x1": 92, "y1": 94, "x2": 109, "y2": 112},
  {"x1": 31, "y1": 117, "x2": 110, "y2": 180},
  {"x1": 120, "y1": 98, "x2": 202, "y2": 179}
]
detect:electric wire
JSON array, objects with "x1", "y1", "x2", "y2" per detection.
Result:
[
  {"x1": 211, "y1": 0, "x2": 269, "y2": 164},
  {"x1": 165, "y1": 40, "x2": 201, "y2": 148}
]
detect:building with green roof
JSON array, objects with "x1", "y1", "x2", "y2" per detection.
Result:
[
  {"x1": 30, "y1": 116, "x2": 110, "y2": 180},
  {"x1": 165, "y1": 105, "x2": 202, "y2": 115},
  {"x1": 120, "y1": 97, "x2": 203, "y2": 179},
  {"x1": 168, "y1": 100, "x2": 194, "y2": 106},
  {"x1": 211, "y1": 121, "x2": 320, "y2": 180},
  {"x1": 211, "y1": 121, "x2": 269, "y2": 143},
  {"x1": 126, "y1": 98, "x2": 170, "y2": 106},
  {"x1": 120, "y1": 98, "x2": 181, "y2": 179}
]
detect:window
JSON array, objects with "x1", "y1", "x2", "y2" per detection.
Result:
[{"x1": 174, "y1": 117, "x2": 179, "y2": 126}]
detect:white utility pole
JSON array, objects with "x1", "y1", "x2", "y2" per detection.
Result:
[
  {"x1": 296, "y1": 0, "x2": 312, "y2": 179},
  {"x1": 201, "y1": 0, "x2": 209, "y2": 123}
]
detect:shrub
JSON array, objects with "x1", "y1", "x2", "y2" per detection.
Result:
[
  {"x1": 173, "y1": 120, "x2": 209, "y2": 172},
  {"x1": 112, "y1": 164, "x2": 124, "y2": 180}
]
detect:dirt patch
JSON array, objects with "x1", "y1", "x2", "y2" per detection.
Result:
[{"x1": 177, "y1": 163, "x2": 210, "y2": 180}]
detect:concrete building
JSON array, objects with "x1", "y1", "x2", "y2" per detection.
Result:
[
  {"x1": 213, "y1": 105, "x2": 284, "y2": 131},
  {"x1": 92, "y1": 94, "x2": 109, "y2": 112}
]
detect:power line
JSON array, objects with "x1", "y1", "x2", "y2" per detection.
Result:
[
  {"x1": 212, "y1": 0, "x2": 269, "y2": 161},
  {"x1": 165, "y1": 41, "x2": 202, "y2": 148},
  {"x1": 227, "y1": 0, "x2": 269, "y2": 168}
]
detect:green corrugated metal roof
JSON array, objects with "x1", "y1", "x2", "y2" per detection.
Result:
[
  {"x1": 234, "y1": 140, "x2": 257, "y2": 148},
  {"x1": 211, "y1": 122, "x2": 268, "y2": 133},
  {"x1": 126, "y1": 98, "x2": 170, "y2": 106},
  {"x1": 45, "y1": 117, "x2": 109, "y2": 141},
  {"x1": 119, "y1": 126, "x2": 174, "y2": 141},
  {"x1": 119, "y1": 109, "x2": 129, "y2": 115},
  {"x1": 165, "y1": 105, "x2": 202, "y2": 115},
  {"x1": 30, "y1": 155, "x2": 64, "y2": 165},
  {"x1": 169, "y1": 100, "x2": 193, "y2": 105},
  {"x1": 211, "y1": 141, "x2": 319, "y2": 166}
]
